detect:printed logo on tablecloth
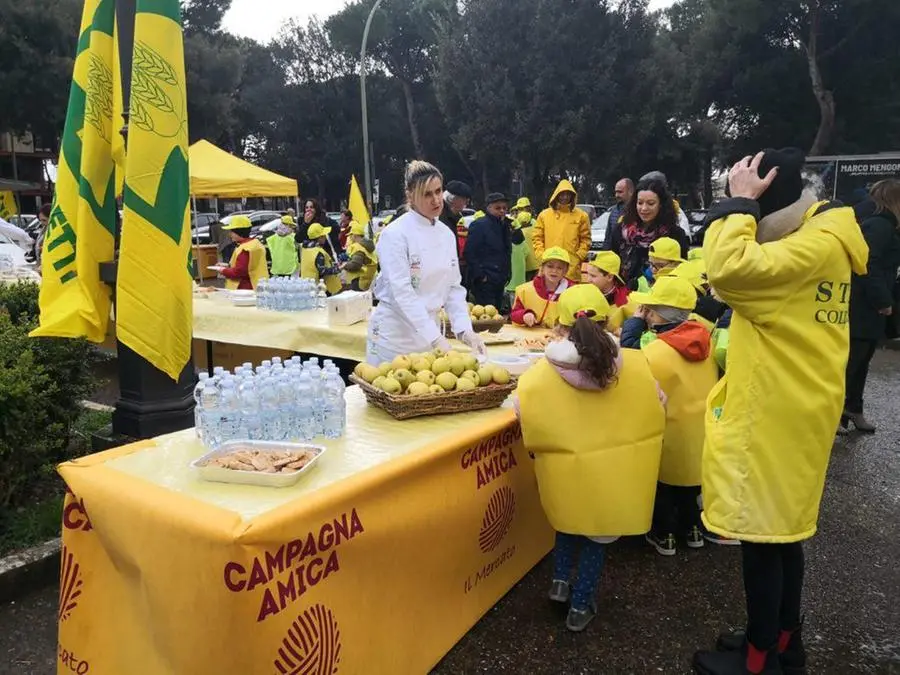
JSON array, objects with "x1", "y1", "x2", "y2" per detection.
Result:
[
  {"x1": 63, "y1": 488, "x2": 93, "y2": 532},
  {"x1": 273, "y1": 604, "x2": 342, "y2": 675},
  {"x1": 460, "y1": 423, "x2": 521, "y2": 490},
  {"x1": 478, "y1": 485, "x2": 516, "y2": 553},
  {"x1": 58, "y1": 545, "x2": 84, "y2": 622}
]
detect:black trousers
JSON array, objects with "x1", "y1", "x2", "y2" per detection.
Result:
[
  {"x1": 470, "y1": 279, "x2": 505, "y2": 310},
  {"x1": 845, "y1": 338, "x2": 878, "y2": 413},
  {"x1": 651, "y1": 482, "x2": 701, "y2": 535},
  {"x1": 741, "y1": 541, "x2": 805, "y2": 648}
]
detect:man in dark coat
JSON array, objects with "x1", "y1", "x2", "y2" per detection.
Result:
[
  {"x1": 465, "y1": 193, "x2": 512, "y2": 309},
  {"x1": 439, "y1": 180, "x2": 472, "y2": 238},
  {"x1": 844, "y1": 182, "x2": 900, "y2": 432}
]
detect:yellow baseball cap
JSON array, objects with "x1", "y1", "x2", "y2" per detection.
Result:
[
  {"x1": 557, "y1": 284, "x2": 611, "y2": 327},
  {"x1": 349, "y1": 220, "x2": 367, "y2": 236},
  {"x1": 307, "y1": 223, "x2": 332, "y2": 240},
  {"x1": 687, "y1": 247, "x2": 704, "y2": 261},
  {"x1": 473, "y1": 210, "x2": 485, "y2": 219},
  {"x1": 281, "y1": 215, "x2": 296, "y2": 226},
  {"x1": 541, "y1": 247, "x2": 571, "y2": 266},
  {"x1": 222, "y1": 215, "x2": 252, "y2": 231},
  {"x1": 515, "y1": 211, "x2": 532, "y2": 226},
  {"x1": 672, "y1": 259, "x2": 707, "y2": 292},
  {"x1": 648, "y1": 237, "x2": 685, "y2": 263},
  {"x1": 630, "y1": 275, "x2": 697, "y2": 310},
  {"x1": 587, "y1": 251, "x2": 624, "y2": 283},
  {"x1": 514, "y1": 197, "x2": 531, "y2": 210}
]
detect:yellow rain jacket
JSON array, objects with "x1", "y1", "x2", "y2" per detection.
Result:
[
  {"x1": 517, "y1": 350, "x2": 665, "y2": 535},
  {"x1": 225, "y1": 239, "x2": 268, "y2": 290},
  {"x1": 534, "y1": 180, "x2": 592, "y2": 274},
  {"x1": 702, "y1": 199, "x2": 868, "y2": 543},
  {"x1": 642, "y1": 322, "x2": 719, "y2": 486},
  {"x1": 300, "y1": 245, "x2": 342, "y2": 295}
]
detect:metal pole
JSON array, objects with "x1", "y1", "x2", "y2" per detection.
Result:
[{"x1": 360, "y1": 0, "x2": 384, "y2": 210}]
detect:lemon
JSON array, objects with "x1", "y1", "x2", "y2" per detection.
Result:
[{"x1": 436, "y1": 372, "x2": 458, "y2": 391}]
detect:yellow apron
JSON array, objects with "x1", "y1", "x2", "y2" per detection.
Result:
[
  {"x1": 515, "y1": 281, "x2": 561, "y2": 328},
  {"x1": 344, "y1": 242, "x2": 377, "y2": 291},
  {"x1": 642, "y1": 338, "x2": 719, "y2": 486},
  {"x1": 517, "y1": 352, "x2": 665, "y2": 535},
  {"x1": 300, "y1": 245, "x2": 342, "y2": 295},
  {"x1": 225, "y1": 239, "x2": 268, "y2": 290}
]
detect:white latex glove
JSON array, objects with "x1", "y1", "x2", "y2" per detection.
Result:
[
  {"x1": 458, "y1": 330, "x2": 488, "y2": 361},
  {"x1": 431, "y1": 336, "x2": 453, "y2": 353}
]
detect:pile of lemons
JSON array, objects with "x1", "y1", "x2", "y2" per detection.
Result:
[
  {"x1": 438, "y1": 303, "x2": 502, "y2": 325},
  {"x1": 354, "y1": 349, "x2": 512, "y2": 396}
]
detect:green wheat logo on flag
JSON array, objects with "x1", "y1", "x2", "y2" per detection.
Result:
[
  {"x1": 31, "y1": 0, "x2": 117, "y2": 343},
  {"x1": 116, "y1": 0, "x2": 192, "y2": 381}
]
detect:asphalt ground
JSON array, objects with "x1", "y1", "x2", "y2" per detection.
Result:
[{"x1": 2, "y1": 349, "x2": 898, "y2": 675}]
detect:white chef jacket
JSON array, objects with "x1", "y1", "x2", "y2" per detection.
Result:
[
  {"x1": 366, "y1": 209, "x2": 471, "y2": 365},
  {"x1": 0, "y1": 217, "x2": 33, "y2": 251}
]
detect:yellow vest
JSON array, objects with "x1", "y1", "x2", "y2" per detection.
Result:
[
  {"x1": 517, "y1": 352, "x2": 665, "y2": 535},
  {"x1": 522, "y1": 223, "x2": 539, "y2": 272},
  {"x1": 608, "y1": 298, "x2": 638, "y2": 333},
  {"x1": 514, "y1": 281, "x2": 561, "y2": 328},
  {"x1": 344, "y1": 241, "x2": 377, "y2": 291},
  {"x1": 226, "y1": 239, "x2": 268, "y2": 290},
  {"x1": 300, "y1": 245, "x2": 342, "y2": 295},
  {"x1": 642, "y1": 338, "x2": 719, "y2": 486}
]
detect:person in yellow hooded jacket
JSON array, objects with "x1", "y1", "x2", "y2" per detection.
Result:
[
  {"x1": 301, "y1": 223, "x2": 342, "y2": 295},
  {"x1": 692, "y1": 150, "x2": 869, "y2": 675},
  {"x1": 624, "y1": 276, "x2": 720, "y2": 556},
  {"x1": 534, "y1": 180, "x2": 592, "y2": 279},
  {"x1": 341, "y1": 221, "x2": 377, "y2": 291},
  {"x1": 516, "y1": 284, "x2": 666, "y2": 633},
  {"x1": 220, "y1": 215, "x2": 269, "y2": 290}
]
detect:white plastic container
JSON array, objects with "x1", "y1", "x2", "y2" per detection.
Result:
[
  {"x1": 488, "y1": 355, "x2": 533, "y2": 376},
  {"x1": 191, "y1": 440, "x2": 326, "y2": 488},
  {"x1": 326, "y1": 290, "x2": 371, "y2": 326}
]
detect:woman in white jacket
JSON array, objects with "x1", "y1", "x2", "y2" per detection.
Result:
[{"x1": 367, "y1": 161, "x2": 486, "y2": 365}]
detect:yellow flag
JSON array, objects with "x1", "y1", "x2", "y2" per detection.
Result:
[
  {"x1": 31, "y1": 0, "x2": 117, "y2": 342},
  {"x1": 0, "y1": 191, "x2": 18, "y2": 219},
  {"x1": 349, "y1": 175, "x2": 371, "y2": 227},
  {"x1": 116, "y1": 0, "x2": 192, "y2": 380}
]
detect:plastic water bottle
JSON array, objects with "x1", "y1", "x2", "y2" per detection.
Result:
[
  {"x1": 293, "y1": 371, "x2": 316, "y2": 441},
  {"x1": 255, "y1": 376, "x2": 281, "y2": 441},
  {"x1": 239, "y1": 376, "x2": 261, "y2": 441},
  {"x1": 321, "y1": 367, "x2": 346, "y2": 439},
  {"x1": 257, "y1": 278, "x2": 270, "y2": 309},
  {"x1": 218, "y1": 379, "x2": 241, "y2": 444},
  {"x1": 200, "y1": 380, "x2": 222, "y2": 447},
  {"x1": 275, "y1": 375, "x2": 296, "y2": 440},
  {"x1": 316, "y1": 280, "x2": 327, "y2": 309},
  {"x1": 193, "y1": 372, "x2": 210, "y2": 440}
]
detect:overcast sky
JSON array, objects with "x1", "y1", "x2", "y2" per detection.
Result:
[{"x1": 223, "y1": 0, "x2": 677, "y2": 43}]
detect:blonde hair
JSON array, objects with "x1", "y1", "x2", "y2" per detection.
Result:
[
  {"x1": 870, "y1": 179, "x2": 900, "y2": 224},
  {"x1": 404, "y1": 160, "x2": 443, "y2": 206}
]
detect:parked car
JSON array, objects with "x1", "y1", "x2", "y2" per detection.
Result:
[
  {"x1": 685, "y1": 209, "x2": 709, "y2": 246},
  {"x1": 189, "y1": 212, "x2": 220, "y2": 244},
  {"x1": 0, "y1": 230, "x2": 29, "y2": 267},
  {"x1": 576, "y1": 203, "x2": 597, "y2": 222},
  {"x1": 220, "y1": 210, "x2": 283, "y2": 239},
  {"x1": 590, "y1": 211, "x2": 610, "y2": 251}
]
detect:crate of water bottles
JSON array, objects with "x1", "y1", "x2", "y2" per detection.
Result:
[
  {"x1": 193, "y1": 355, "x2": 347, "y2": 449},
  {"x1": 255, "y1": 277, "x2": 329, "y2": 312}
]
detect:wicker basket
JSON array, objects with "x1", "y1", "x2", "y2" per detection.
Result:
[{"x1": 349, "y1": 375, "x2": 516, "y2": 420}]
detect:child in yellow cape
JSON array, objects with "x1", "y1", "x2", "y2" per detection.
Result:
[
  {"x1": 515, "y1": 284, "x2": 666, "y2": 632},
  {"x1": 623, "y1": 276, "x2": 723, "y2": 555},
  {"x1": 509, "y1": 247, "x2": 573, "y2": 328}
]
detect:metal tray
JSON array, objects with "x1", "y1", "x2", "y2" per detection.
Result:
[{"x1": 191, "y1": 440, "x2": 326, "y2": 488}]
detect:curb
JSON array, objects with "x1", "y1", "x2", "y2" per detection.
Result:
[
  {"x1": 882, "y1": 339, "x2": 900, "y2": 352},
  {"x1": 0, "y1": 538, "x2": 60, "y2": 604}
]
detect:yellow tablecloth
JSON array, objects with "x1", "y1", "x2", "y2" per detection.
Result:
[
  {"x1": 193, "y1": 293, "x2": 541, "y2": 362},
  {"x1": 57, "y1": 387, "x2": 554, "y2": 675}
]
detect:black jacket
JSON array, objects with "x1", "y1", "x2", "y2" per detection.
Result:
[
  {"x1": 464, "y1": 213, "x2": 512, "y2": 286},
  {"x1": 439, "y1": 200, "x2": 461, "y2": 242},
  {"x1": 850, "y1": 209, "x2": 900, "y2": 340},
  {"x1": 609, "y1": 222, "x2": 689, "y2": 287}
]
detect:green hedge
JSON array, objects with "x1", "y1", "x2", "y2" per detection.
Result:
[{"x1": 0, "y1": 281, "x2": 97, "y2": 508}]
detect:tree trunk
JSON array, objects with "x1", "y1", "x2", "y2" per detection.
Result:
[
  {"x1": 805, "y1": 4, "x2": 836, "y2": 156},
  {"x1": 399, "y1": 78, "x2": 425, "y2": 158}
]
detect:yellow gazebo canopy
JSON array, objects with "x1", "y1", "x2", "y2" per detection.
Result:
[{"x1": 188, "y1": 140, "x2": 298, "y2": 198}]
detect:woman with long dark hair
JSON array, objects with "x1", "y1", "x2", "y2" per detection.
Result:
[
  {"x1": 610, "y1": 177, "x2": 689, "y2": 286},
  {"x1": 842, "y1": 179, "x2": 900, "y2": 432},
  {"x1": 298, "y1": 198, "x2": 342, "y2": 256}
]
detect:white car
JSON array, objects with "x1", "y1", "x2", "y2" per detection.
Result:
[
  {"x1": 0, "y1": 230, "x2": 29, "y2": 267},
  {"x1": 590, "y1": 211, "x2": 610, "y2": 250}
]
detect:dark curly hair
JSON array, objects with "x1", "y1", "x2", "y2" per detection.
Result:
[
  {"x1": 570, "y1": 316, "x2": 619, "y2": 388},
  {"x1": 622, "y1": 178, "x2": 678, "y2": 232}
]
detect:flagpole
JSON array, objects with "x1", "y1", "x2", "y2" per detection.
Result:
[{"x1": 93, "y1": 0, "x2": 196, "y2": 449}]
